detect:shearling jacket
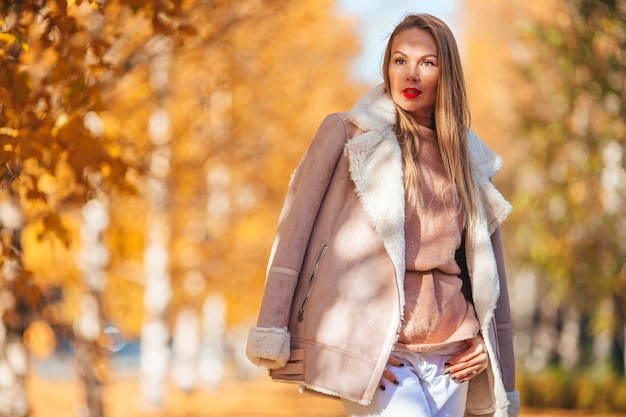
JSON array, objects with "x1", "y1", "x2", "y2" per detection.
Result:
[{"x1": 246, "y1": 85, "x2": 519, "y2": 416}]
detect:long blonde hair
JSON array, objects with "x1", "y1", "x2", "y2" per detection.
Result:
[{"x1": 382, "y1": 13, "x2": 481, "y2": 243}]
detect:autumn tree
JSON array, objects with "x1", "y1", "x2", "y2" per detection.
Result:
[
  {"x1": 3, "y1": 0, "x2": 363, "y2": 412},
  {"x1": 163, "y1": 0, "x2": 363, "y2": 325},
  {"x1": 512, "y1": 0, "x2": 626, "y2": 371},
  {"x1": 463, "y1": 0, "x2": 626, "y2": 410},
  {"x1": 101, "y1": 0, "x2": 363, "y2": 397},
  {"x1": 0, "y1": 1, "x2": 193, "y2": 415}
]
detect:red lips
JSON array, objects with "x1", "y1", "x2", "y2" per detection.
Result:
[{"x1": 402, "y1": 88, "x2": 421, "y2": 99}]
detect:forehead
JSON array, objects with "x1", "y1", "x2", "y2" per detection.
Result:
[{"x1": 392, "y1": 28, "x2": 438, "y2": 55}]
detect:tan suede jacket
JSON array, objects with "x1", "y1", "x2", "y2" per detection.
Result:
[{"x1": 246, "y1": 85, "x2": 518, "y2": 416}]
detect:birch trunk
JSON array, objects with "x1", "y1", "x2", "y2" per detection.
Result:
[
  {"x1": 172, "y1": 308, "x2": 199, "y2": 392},
  {"x1": 0, "y1": 193, "x2": 29, "y2": 416},
  {"x1": 140, "y1": 169, "x2": 172, "y2": 407},
  {"x1": 75, "y1": 197, "x2": 109, "y2": 417},
  {"x1": 140, "y1": 35, "x2": 174, "y2": 408},
  {"x1": 199, "y1": 294, "x2": 225, "y2": 389}
]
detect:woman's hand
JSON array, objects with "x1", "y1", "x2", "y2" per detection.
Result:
[
  {"x1": 379, "y1": 355, "x2": 404, "y2": 391},
  {"x1": 444, "y1": 336, "x2": 489, "y2": 383}
]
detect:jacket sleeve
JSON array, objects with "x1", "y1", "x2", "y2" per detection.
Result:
[
  {"x1": 246, "y1": 113, "x2": 349, "y2": 369},
  {"x1": 492, "y1": 225, "x2": 520, "y2": 417},
  {"x1": 491, "y1": 228, "x2": 516, "y2": 391}
]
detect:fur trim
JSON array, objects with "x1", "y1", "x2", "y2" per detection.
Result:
[
  {"x1": 471, "y1": 221, "x2": 500, "y2": 327},
  {"x1": 481, "y1": 327, "x2": 510, "y2": 417},
  {"x1": 298, "y1": 383, "x2": 373, "y2": 406},
  {"x1": 468, "y1": 130, "x2": 513, "y2": 233},
  {"x1": 481, "y1": 182, "x2": 513, "y2": 234},
  {"x1": 349, "y1": 84, "x2": 396, "y2": 133},
  {"x1": 246, "y1": 326, "x2": 290, "y2": 369},
  {"x1": 344, "y1": 130, "x2": 406, "y2": 317},
  {"x1": 347, "y1": 84, "x2": 406, "y2": 317},
  {"x1": 468, "y1": 130, "x2": 503, "y2": 178}
]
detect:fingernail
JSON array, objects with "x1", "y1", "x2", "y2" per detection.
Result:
[
  {"x1": 399, "y1": 363, "x2": 405, "y2": 367},
  {"x1": 444, "y1": 362, "x2": 451, "y2": 366},
  {"x1": 460, "y1": 380, "x2": 465, "y2": 384},
  {"x1": 451, "y1": 376, "x2": 457, "y2": 381},
  {"x1": 393, "y1": 380, "x2": 399, "y2": 385},
  {"x1": 379, "y1": 385, "x2": 386, "y2": 391},
  {"x1": 444, "y1": 370, "x2": 451, "y2": 375}
]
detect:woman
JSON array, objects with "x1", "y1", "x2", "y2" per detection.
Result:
[{"x1": 246, "y1": 13, "x2": 520, "y2": 417}]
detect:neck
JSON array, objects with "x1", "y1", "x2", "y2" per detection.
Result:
[{"x1": 411, "y1": 114, "x2": 434, "y2": 129}]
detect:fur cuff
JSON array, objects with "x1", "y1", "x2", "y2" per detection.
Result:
[
  {"x1": 507, "y1": 391, "x2": 520, "y2": 417},
  {"x1": 245, "y1": 326, "x2": 291, "y2": 369}
]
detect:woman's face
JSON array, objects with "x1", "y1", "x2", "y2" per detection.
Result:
[{"x1": 387, "y1": 28, "x2": 439, "y2": 122}]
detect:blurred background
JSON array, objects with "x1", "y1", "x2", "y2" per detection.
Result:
[{"x1": 0, "y1": 0, "x2": 625, "y2": 416}]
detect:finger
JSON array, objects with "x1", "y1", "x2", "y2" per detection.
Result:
[
  {"x1": 456, "y1": 338, "x2": 485, "y2": 362},
  {"x1": 445, "y1": 351, "x2": 488, "y2": 377},
  {"x1": 381, "y1": 368, "x2": 400, "y2": 386},
  {"x1": 444, "y1": 339, "x2": 489, "y2": 381},
  {"x1": 446, "y1": 338, "x2": 485, "y2": 367},
  {"x1": 446, "y1": 352, "x2": 489, "y2": 383},
  {"x1": 447, "y1": 362, "x2": 484, "y2": 383},
  {"x1": 454, "y1": 363, "x2": 486, "y2": 383},
  {"x1": 387, "y1": 355, "x2": 405, "y2": 368}
]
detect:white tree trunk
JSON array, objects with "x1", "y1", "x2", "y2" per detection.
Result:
[
  {"x1": 140, "y1": 35, "x2": 174, "y2": 408},
  {"x1": 140, "y1": 204, "x2": 172, "y2": 407},
  {"x1": 75, "y1": 196, "x2": 109, "y2": 417},
  {"x1": 199, "y1": 294, "x2": 225, "y2": 389},
  {"x1": 0, "y1": 194, "x2": 29, "y2": 416},
  {"x1": 172, "y1": 308, "x2": 200, "y2": 392}
]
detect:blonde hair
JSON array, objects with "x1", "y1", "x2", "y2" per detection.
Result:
[{"x1": 382, "y1": 13, "x2": 481, "y2": 243}]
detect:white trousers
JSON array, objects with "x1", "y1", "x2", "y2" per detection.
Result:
[{"x1": 342, "y1": 342, "x2": 469, "y2": 417}]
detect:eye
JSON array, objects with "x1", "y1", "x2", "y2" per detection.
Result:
[
  {"x1": 394, "y1": 58, "x2": 406, "y2": 65},
  {"x1": 422, "y1": 60, "x2": 437, "y2": 67}
]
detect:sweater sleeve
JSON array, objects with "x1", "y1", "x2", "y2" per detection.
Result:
[{"x1": 246, "y1": 113, "x2": 349, "y2": 369}]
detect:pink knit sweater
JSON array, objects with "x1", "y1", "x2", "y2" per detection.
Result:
[{"x1": 396, "y1": 125, "x2": 480, "y2": 352}]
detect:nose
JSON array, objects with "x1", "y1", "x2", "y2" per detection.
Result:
[{"x1": 407, "y1": 65, "x2": 420, "y2": 81}]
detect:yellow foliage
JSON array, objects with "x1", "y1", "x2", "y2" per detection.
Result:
[
  {"x1": 6, "y1": 0, "x2": 363, "y2": 341},
  {"x1": 0, "y1": 33, "x2": 16, "y2": 44},
  {"x1": 23, "y1": 320, "x2": 57, "y2": 360},
  {"x1": 103, "y1": 270, "x2": 145, "y2": 334},
  {"x1": 62, "y1": 285, "x2": 84, "y2": 326},
  {"x1": 94, "y1": 0, "x2": 363, "y2": 330},
  {"x1": 567, "y1": 180, "x2": 587, "y2": 204},
  {"x1": 36, "y1": 173, "x2": 57, "y2": 198},
  {"x1": 21, "y1": 212, "x2": 81, "y2": 286},
  {"x1": 0, "y1": 128, "x2": 18, "y2": 137}
]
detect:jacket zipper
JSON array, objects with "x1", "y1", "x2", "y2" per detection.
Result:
[{"x1": 297, "y1": 244, "x2": 328, "y2": 322}]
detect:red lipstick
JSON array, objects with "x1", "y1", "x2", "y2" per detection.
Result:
[{"x1": 403, "y1": 88, "x2": 421, "y2": 99}]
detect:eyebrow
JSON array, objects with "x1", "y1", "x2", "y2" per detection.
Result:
[{"x1": 392, "y1": 50, "x2": 438, "y2": 59}]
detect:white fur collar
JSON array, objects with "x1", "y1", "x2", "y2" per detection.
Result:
[
  {"x1": 349, "y1": 84, "x2": 396, "y2": 133},
  {"x1": 346, "y1": 86, "x2": 406, "y2": 318}
]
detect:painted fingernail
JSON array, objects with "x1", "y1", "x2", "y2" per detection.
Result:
[
  {"x1": 444, "y1": 370, "x2": 451, "y2": 375},
  {"x1": 444, "y1": 362, "x2": 451, "y2": 366},
  {"x1": 379, "y1": 385, "x2": 386, "y2": 391},
  {"x1": 460, "y1": 380, "x2": 466, "y2": 384},
  {"x1": 393, "y1": 380, "x2": 399, "y2": 385},
  {"x1": 451, "y1": 376, "x2": 457, "y2": 381},
  {"x1": 399, "y1": 363, "x2": 405, "y2": 367}
]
